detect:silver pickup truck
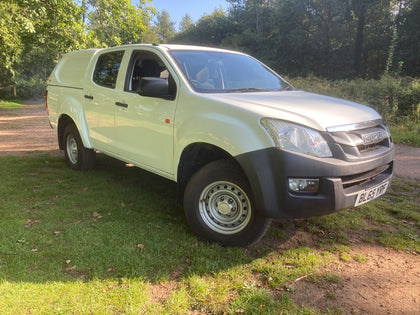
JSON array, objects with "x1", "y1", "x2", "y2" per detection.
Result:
[{"x1": 45, "y1": 44, "x2": 394, "y2": 246}]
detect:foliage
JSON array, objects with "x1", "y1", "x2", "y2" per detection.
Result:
[
  {"x1": 0, "y1": 152, "x2": 418, "y2": 313},
  {"x1": 153, "y1": 10, "x2": 176, "y2": 43},
  {"x1": 87, "y1": 0, "x2": 146, "y2": 47},
  {"x1": 1, "y1": 0, "x2": 420, "y2": 104},
  {"x1": 0, "y1": 0, "x2": 154, "y2": 99},
  {"x1": 173, "y1": 0, "x2": 420, "y2": 81},
  {"x1": 289, "y1": 75, "x2": 420, "y2": 123},
  {"x1": 396, "y1": 0, "x2": 420, "y2": 77},
  {"x1": 0, "y1": 0, "x2": 88, "y2": 97},
  {"x1": 174, "y1": 8, "x2": 238, "y2": 47},
  {"x1": 0, "y1": 1, "x2": 24, "y2": 87},
  {"x1": 179, "y1": 14, "x2": 195, "y2": 33}
]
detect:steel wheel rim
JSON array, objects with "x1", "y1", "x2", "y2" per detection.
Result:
[
  {"x1": 199, "y1": 181, "x2": 252, "y2": 235},
  {"x1": 66, "y1": 134, "x2": 79, "y2": 165}
]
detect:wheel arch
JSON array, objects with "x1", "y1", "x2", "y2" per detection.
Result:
[
  {"x1": 57, "y1": 113, "x2": 92, "y2": 150},
  {"x1": 176, "y1": 142, "x2": 245, "y2": 202}
]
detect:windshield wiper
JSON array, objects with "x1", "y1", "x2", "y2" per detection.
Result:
[{"x1": 225, "y1": 88, "x2": 271, "y2": 93}]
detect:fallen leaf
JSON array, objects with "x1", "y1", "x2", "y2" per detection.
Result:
[
  {"x1": 65, "y1": 260, "x2": 72, "y2": 264},
  {"x1": 25, "y1": 218, "x2": 41, "y2": 227},
  {"x1": 65, "y1": 265, "x2": 76, "y2": 272},
  {"x1": 93, "y1": 212, "x2": 103, "y2": 220}
]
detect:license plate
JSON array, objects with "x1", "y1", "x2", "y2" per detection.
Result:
[{"x1": 354, "y1": 181, "x2": 390, "y2": 207}]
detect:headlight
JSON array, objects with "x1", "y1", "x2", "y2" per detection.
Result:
[{"x1": 261, "y1": 119, "x2": 332, "y2": 157}]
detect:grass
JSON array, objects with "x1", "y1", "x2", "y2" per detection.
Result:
[
  {"x1": 0, "y1": 153, "x2": 418, "y2": 314},
  {"x1": 389, "y1": 120, "x2": 420, "y2": 146},
  {"x1": 0, "y1": 99, "x2": 22, "y2": 109}
]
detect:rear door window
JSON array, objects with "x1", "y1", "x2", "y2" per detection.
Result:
[{"x1": 93, "y1": 51, "x2": 124, "y2": 88}]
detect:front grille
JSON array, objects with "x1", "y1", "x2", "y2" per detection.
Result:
[
  {"x1": 327, "y1": 121, "x2": 392, "y2": 159},
  {"x1": 357, "y1": 138, "x2": 388, "y2": 153}
]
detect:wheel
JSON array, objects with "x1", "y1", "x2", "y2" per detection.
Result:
[
  {"x1": 63, "y1": 123, "x2": 96, "y2": 171},
  {"x1": 183, "y1": 159, "x2": 272, "y2": 247}
]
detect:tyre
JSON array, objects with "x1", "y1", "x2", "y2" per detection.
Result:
[
  {"x1": 63, "y1": 123, "x2": 96, "y2": 171},
  {"x1": 183, "y1": 159, "x2": 272, "y2": 247}
]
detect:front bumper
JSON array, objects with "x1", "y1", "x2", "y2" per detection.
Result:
[{"x1": 235, "y1": 146, "x2": 394, "y2": 219}]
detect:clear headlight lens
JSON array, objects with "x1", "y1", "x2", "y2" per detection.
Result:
[{"x1": 261, "y1": 119, "x2": 332, "y2": 158}]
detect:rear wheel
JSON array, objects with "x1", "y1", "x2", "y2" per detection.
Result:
[
  {"x1": 184, "y1": 159, "x2": 271, "y2": 246},
  {"x1": 63, "y1": 123, "x2": 96, "y2": 171}
]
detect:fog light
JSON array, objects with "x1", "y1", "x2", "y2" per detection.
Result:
[{"x1": 288, "y1": 178, "x2": 319, "y2": 193}]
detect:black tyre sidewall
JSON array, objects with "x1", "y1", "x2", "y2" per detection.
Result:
[
  {"x1": 63, "y1": 124, "x2": 95, "y2": 171},
  {"x1": 184, "y1": 159, "x2": 271, "y2": 247}
]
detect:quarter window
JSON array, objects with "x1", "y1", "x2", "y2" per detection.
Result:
[{"x1": 93, "y1": 51, "x2": 124, "y2": 88}]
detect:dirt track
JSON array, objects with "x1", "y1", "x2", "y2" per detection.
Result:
[
  {"x1": 0, "y1": 99, "x2": 58, "y2": 155},
  {"x1": 0, "y1": 100, "x2": 419, "y2": 314}
]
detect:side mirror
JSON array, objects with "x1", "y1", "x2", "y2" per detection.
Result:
[{"x1": 138, "y1": 77, "x2": 169, "y2": 98}]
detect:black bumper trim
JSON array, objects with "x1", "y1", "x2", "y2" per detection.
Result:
[{"x1": 235, "y1": 146, "x2": 394, "y2": 219}]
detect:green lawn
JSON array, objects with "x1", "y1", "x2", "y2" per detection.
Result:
[
  {"x1": 0, "y1": 99, "x2": 22, "y2": 109},
  {"x1": 0, "y1": 153, "x2": 418, "y2": 314},
  {"x1": 390, "y1": 120, "x2": 420, "y2": 146}
]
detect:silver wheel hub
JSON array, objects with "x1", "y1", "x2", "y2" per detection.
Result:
[
  {"x1": 66, "y1": 134, "x2": 78, "y2": 164},
  {"x1": 199, "y1": 181, "x2": 252, "y2": 235}
]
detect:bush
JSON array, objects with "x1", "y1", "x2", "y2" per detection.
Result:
[
  {"x1": 290, "y1": 75, "x2": 420, "y2": 124},
  {"x1": 15, "y1": 76, "x2": 46, "y2": 99}
]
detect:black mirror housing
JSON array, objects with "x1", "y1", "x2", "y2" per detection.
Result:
[{"x1": 138, "y1": 77, "x2": 169, "y2": 98}]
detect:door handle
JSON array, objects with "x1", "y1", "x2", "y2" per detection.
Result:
[
  {"x1": 115, "y1": 102, "x2": 128, "y2": 108},
  {"x1": 84, "y1": 94, "x2": 94, "y2": 100}
]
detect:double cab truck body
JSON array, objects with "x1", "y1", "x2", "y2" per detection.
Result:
[{"x1": 46, "y1": 44, "x2": 394, "y2": 246}]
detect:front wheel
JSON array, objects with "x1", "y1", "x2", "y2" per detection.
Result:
[
  {"x1": 63, "y1": 123, "x2": 96, "y2": 171},
  {"x1": 184, "y1": 160, "x2": 272, "y2": 247}
]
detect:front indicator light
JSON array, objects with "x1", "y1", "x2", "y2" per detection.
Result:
[{"x1": 289, "y1": 178, "x2": 319, "y2": 193}]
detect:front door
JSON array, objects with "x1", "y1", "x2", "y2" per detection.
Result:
[{"x1": 114, "y1": 50, "x2": 178, "y2": 176}]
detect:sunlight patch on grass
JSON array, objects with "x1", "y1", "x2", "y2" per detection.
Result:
[{"x1": 0, "y1": 99, "x2": 22, "y2": 109}]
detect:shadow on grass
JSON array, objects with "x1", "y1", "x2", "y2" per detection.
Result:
[{"x1": 0, "y1": 153, "x2": 294, "y2": 284}]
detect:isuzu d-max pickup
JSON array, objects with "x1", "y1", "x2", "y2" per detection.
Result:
[{"x1": 45, "y1": 44, "x2": 394, "y2": 246}]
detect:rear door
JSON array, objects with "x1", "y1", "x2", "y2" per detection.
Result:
[{"x1": 83, "y1": 50, "x2": 125, "y2": 154}]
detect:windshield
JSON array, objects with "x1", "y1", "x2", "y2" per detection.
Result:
[{"x1": 168, "y1": 50, "x2": 293, "y2": 93}]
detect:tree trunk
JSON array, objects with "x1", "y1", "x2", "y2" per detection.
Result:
[{"x1": 353, "y1": 7, "x2": 365, "y2": 76}]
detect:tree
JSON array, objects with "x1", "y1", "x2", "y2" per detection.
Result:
[
  {"x1": 227, "y1": 0, "x2": 274, "y2": 35},
  {"x1": 179, "y1": 14, "x2": 195, "y2": 32},
  {"x1": 88, "y1": 0, "x2": 146, "y2": 46},
  {"x1": 154, "y1": 10, "x2": 176, "y2": 43},
  {"x1": 174, "y1": 8, "x2": 238, "y2": 47},
  {"x1": 396, "y1": 0, "x2": 420, "y2": 76},
  {"x1": 349, "y1": 0, "x2": 393, "y2": 77},
  {"x1": 0, "y1": 1, "x2": 24, "y2": 88},
  {"x1": 0, "y1": 0, "x2": 88, "y2": 97}
]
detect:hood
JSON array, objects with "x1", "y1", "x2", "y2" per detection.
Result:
[{"x1": 205, "y1": 90, "x2": 381, "y2": 131}]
